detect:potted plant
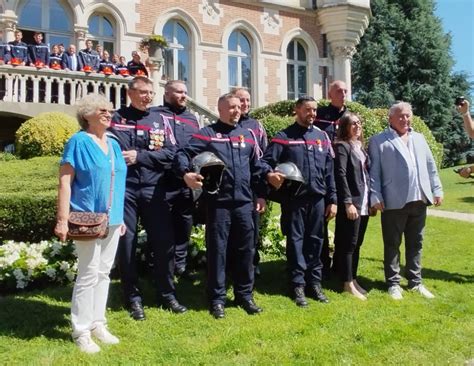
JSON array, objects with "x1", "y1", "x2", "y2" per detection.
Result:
[{"x1": 139, "y1": 34, "x2": 168, "y2": 59}]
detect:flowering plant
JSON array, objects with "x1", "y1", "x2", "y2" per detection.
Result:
[
  {"x1": 139, "y1": 34, "x2": 168, "y2": 52},
  {"x1": 0, "y1": 240, "x2": 77, "y2": 293}
]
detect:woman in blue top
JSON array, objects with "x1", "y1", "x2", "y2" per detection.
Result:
[{"x1": 54, "y1": 94, "x2": 127, "y2": 354}]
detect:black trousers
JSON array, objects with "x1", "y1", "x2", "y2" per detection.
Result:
[
  {"x1": 281, "y1": 195, "x2": 325, "y2": 287},
  {"x1": 206, "y1": 201, "x2": 255, "y2": 306},
  {"x1": 117, "y1": 184, "x2": 176, "y2": 304},
  {"x1": 333, "y1": 211, "x2": 369, "y2": 282},
  {"x1": 169, "y1": 192, "x2": 194, "y2": 272}
]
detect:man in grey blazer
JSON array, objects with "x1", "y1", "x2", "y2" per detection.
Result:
[{"x1": 369, "y1": 101, "x2": 443, "y2": 300}]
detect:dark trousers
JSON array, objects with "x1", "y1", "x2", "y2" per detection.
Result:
[
  {"x1": 206, "y1": 201, "x2": 255, "y2": 306},
  {"x1": 170, "y1": 193, "x2": 194, "y2": 272},
  {"x1": 381, "y1": 201, "x2": 427, "y2": 287},
  {"x1": 281, "y1": 195, "x2": 325, "y2": 287},
  {"x1": 333, "y1": 211, "x2": 369, "y2": 282},
  {"x1": 117, "y1": 184, "x2": 176, "y2": 304}
]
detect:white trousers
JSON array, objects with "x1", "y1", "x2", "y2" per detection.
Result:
[{"x1": 71, "y1": 225, "x2": 120, "y2": 338}]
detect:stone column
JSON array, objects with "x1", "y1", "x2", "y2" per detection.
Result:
[
  {"x1": 316, "y1": 0, "x2": 371, "y2": 101},
  {"x1": 331, "y1": 44, "x2": 356, "y2": 100},
  {"x1": 0, "y1": 14, "x2": 17, "y2": 42},
  {"x1": 148, "y1": 51, "x2": 165, "y2": 106},
  {"x1": 75, "y1": 27, "x2": 88, "y2": 50}
]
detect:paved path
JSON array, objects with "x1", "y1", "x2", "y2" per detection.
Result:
[{"x1": 427, "y1": 209, "x2": 474, "y2": 222}]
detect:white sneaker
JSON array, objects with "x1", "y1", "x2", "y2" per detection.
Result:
[
  {"x1": 388, "y1": 285, "x2": 404, "y2": 300},
  {"x1": 92, "y1": 324, "x2": 120, "y2": 344},
  {"x1": 410, "y1": 284, "x2": 435, "y2": 299},
  {"x1": 74, "y1": 333, "x2": 101, "y2": 354}
]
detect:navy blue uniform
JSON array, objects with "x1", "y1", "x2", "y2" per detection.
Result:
[
  {"x1": 49, "y1": 52, "x2": 62, "y2": 69},
  {"x1": 78, "y1": 48, "x2": 100, "y2": 71},
  {"x1": 127, "y1": 60, "x2": 148, "y2": 77},
  {"x1": 115, "y1": 63, "x2": 129, "y2": 76},
  {"x1": 99, "y1": 59, "x2": 116, "y2": 74},
  {"x1": 27, "y1": 42, "x2": 49, "y2": 66},
  {"x1": 262, "y1": 122, "x2": 337, "y2": 288},
  {"x1": 152, "y1": 103, "x2": 200, "y2": 274},
  {"x1": 174, "y1": 121, "x2": 269, "y2": 306},
  {"x1": 8, "y1": 40, "x2": 28, "y2": 64},
  {"x1": 238, "y1": 114, "x2": 268, "y2": 270},
  {"x1": 0, "y1": 43, "x2": 11, "y2": 63},
  {"x1": 315, "y1": 103, "x2": 346, "y2": 273},
  {"x1": 109, "y1": 106, "x2": 178, "y2": 305}
]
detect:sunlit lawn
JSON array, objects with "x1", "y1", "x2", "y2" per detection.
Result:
[
  {"x1": 1, "y1": 216, "x2": 473, "y2": 365},
  {"x1": 433, "y1": 165, "x2": 474, "y2": 213}
]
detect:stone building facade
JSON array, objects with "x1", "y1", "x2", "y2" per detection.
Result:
[{"x1": 0, "y1": 0, "x2": 370, "y2": 111}]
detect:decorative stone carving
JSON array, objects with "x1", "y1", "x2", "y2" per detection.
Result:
[
  {"x1": 199, "y1": 0, "x2": 223, "y2": 26},
  {"x1": 332, "y1": 45, "x2": 357, "y2": 59},
  {"x1": 260, "y1": 8, "x2": 282, "y2": 35}
]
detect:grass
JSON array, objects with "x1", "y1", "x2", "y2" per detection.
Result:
[
  {"x1": 1, "y1": 216, "x2": 473, "y2": 365},
  {"x1": 433, "y1": 165, "x2": 474, "y2": 214}
]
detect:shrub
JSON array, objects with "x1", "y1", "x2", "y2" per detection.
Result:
[
  {"x1": 15, "y1": 112, "x2": 79, "y2": 159},
  {"x1": 0, "y1": 157, "x2": 59, "y2": 242},
  {"x1": 0, "y1": 152, "x2": 18, "y2": 162}
]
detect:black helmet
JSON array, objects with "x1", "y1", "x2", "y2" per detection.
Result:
[
  {"x1": 268, "y1": 162, "x2": 305, "y2": 202},
  {"x1": 192, "y1": 152, "x2": 226, "y2": 195}
]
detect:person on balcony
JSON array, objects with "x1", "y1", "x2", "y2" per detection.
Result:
[
  {"x1": 115, "y1": 56, "x2": 129, "y2": 76},
  {"x1": 62, "y1": 44, "x2": 82, "y2": 71},
  {"x1": 98, "y1": 50, "x2": 115, "y2": 75},
  {"x1": 49, "y1": 44, "x2": 63, "y2": 70},
  {"x1": 0, "y1": 41, "x2": 10, "y2": 64},
  {"x1": 58, "y1": 43, "x2": 65, "y2": 58},
  {"x1": 79, "y1": 39, "x2": 100, "y2": 72},
  {"x1": 8, "y1": 30, "x2": 27, "y2": 66},
  {"x1": 27, "y1": 32, "x2": 49, "y2": 68},
  {"x1": 127, "y1": 51, "x2": 148, "y2": 77},
  {"x1": 95, "y1": 44, "x2": 104, "y2": 60}
]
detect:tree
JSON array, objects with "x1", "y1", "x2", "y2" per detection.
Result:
[{"x1": 352, "y1": 0, "x2": 472, "y2": 166}]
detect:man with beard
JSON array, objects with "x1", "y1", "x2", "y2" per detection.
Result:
[{"x1": 152, "y1": 80, "x2": 200, "y2": 279}]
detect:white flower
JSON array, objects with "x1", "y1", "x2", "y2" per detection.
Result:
[
  {"x1": 50, "y1": 241, "x2": 64, "y2": 257},
  {"x1": 59, "y1": 261, "x2": 70, "y2": 271},
  {"x1": 16, "y1": 279, "x2": 28, "y2": 289},
  {"x1": 65, "y1": 270, "x2": 76, "y2": 282},
  {"x1": 13, "y1": 268, "x2": 25, "y2": 280},
  {"x1": 45, "y1": 267, "x2": 57, "y2": 279}
]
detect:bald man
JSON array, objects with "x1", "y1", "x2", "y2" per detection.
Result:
[{"x1": 316, "y1": 80, "x2": 348, "y2": 277}]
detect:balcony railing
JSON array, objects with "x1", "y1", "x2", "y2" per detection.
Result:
[
  {"x1": 0, "y1": 64, "x2": 217, "y2": 126},
  {"x1": 0, "y1": 64, "x2": 131, "y2": 107}
]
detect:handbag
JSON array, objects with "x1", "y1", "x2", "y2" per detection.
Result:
[{"x1": 67, "y1": 140, "x2": 115, "y2": 241}]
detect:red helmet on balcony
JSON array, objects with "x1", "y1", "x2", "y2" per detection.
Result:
[
  {"x1": 11, "y1": 58, "x2": 21, "y2": 66},
  {"x1": 103, "y1": 66, "x2": 113, "y2": 75},
  {"x1": 35, "y1": 60, "x2": 45, "y2": 68},
  {"x1": 82, "y1": 65, "x2": 93, "y2": 73},
  {"x1": 135, "y1": 69, "x2": 145, "y2": 76},
  {"x1": 119, "y1": 69, "x2": 130, "y2": 76},
  {"x1": 51, "y1": 62, "x2": 61, "y2": 70}
]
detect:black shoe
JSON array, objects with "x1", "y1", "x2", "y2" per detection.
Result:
[
  {"x1": 235, "y1": 298, "x2": 263, "y2": 315},
  {"x1": 307, "y1": 283, "x2": 330, "y2": 303},
  {"x1": 293, "y1": 286, "x2": 308, "y2": 307},
  {"x1": 159, "y1": 299, "x2": 188, "y2": 314},
  {"x1": 210, "y1": 304, "x2": 225, "y2": 319},
  {"x1": 128, "y1": 301, "x2": 146, "y2": 321}
]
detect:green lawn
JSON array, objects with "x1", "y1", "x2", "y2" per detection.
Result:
[
  {"x1": 433, "y1": 165, "x2": 474, "y2": 213},
  {"x1": 1, "y1": 216, "x2": 473, "y2": 364}
]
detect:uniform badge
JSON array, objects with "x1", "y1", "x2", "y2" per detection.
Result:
[
  {"x1": 121, "y1": 118, "x2": 127, "y2": 125},
  {"x1": 149, "y1": 128, "x2": 165, "y2": 150},
  {"x1": 239, "y1": 135, "x2": 246, "y2": 148},
  {"x1": 216, "y1": 133, "x2": 222, "y2": 138},
  {"x1": 316, "y1": 139, "x2": 323, "y2": 152}
]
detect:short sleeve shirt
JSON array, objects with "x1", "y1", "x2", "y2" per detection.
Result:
[{"x1": 61, "y1": 131, "x2": 127, "y2": 225}]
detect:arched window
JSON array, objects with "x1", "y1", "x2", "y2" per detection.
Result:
[
  {"x1": 228, "y1": 30, "x2": 252, "y2": 93},
  {"x1": 19, "y1": 0, "x2": 72, "y2": 47},
  {"x1": 163, "y1": 20, "x2": 191, "y2": 94},
  {"x1": 88, "y1": 14, "x2": 115, "y2": 55},
  {"x1": 287, "y1": 39, "x2": 308, "y2": 99}
]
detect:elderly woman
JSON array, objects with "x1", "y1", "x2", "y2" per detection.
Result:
[
  {"x1": 332, "y1": 113, "x2": 371, "y2": 300},
  {"x1": 54, "y1": 94, "x2": 127, "y2": 353}
]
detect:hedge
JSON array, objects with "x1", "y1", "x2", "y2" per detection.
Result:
[{"x1": 0, "y1": 157, "x2": 59, "y2": 242}]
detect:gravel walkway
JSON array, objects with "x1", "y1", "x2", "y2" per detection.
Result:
[{"x1": 427, "y1": 209, "x2": 474, "y2": 223}]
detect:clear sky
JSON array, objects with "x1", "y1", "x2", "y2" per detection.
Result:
[{"x1": 434, "y1": 0, "x2": 474, "y2": 87}]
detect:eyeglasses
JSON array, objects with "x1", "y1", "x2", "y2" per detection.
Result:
[
  {"x1": 130, "y1": 88, "x2": 156, "y2": 97},
  {"x1": 350, "y1": 120, "x2": 362, "y2": 126}
]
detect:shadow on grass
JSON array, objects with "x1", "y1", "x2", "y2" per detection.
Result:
[
  {"x1": 0, "y1": 291, "x2": 70, "y2": 340},
  {"x1": 460, "y1": 196, "x2": 474, "y2": 204}
]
